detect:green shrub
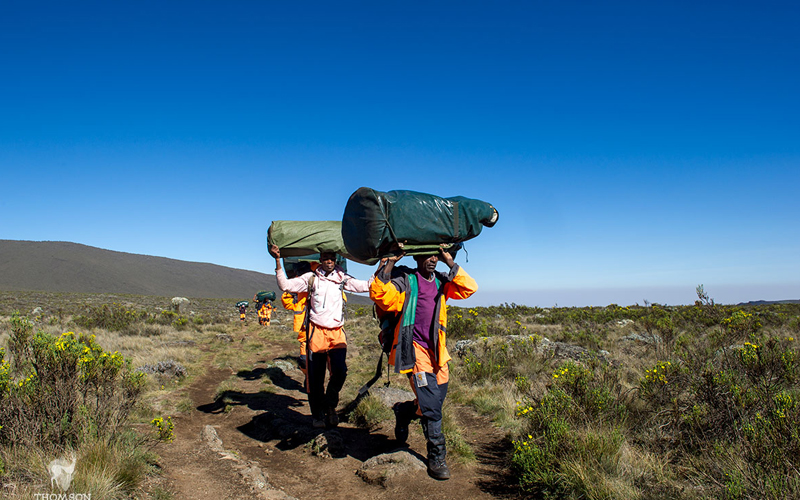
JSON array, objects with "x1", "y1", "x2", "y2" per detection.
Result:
[
  {"x1": 73, "y1": 303, "x2": 148, "y2": 331},
  {"x1": 350, "y1": 306, "x2": 371, "y2": 317},
  {"x1": 722, "y1": 310, "x2": 762, "y2": 339},
  {"x1": 448, "y1": 296, "x2": 800, "y2": 498},
  {"x1": 0, "y1": 316, "x2": 145, "y2": 448},
  {"x1": 348, "y1": 395, "x2": 392, "y2": 429},
  {"x1": 447, "y1": 307, "x2": 487, "y2": 339},
  {"x1": 8, "y1": 312, "x2": 34, "y2": 373},
  {"x1": 156, "y1": 310, "x2": 178, "y2": 325},
  {"x1": 510, "y1": 357, "x2": 630, "y2": 497}
]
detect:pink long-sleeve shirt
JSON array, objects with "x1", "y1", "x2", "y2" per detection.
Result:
[{"x1": 276, "y1": 265, "x2": 370, "y2": 329}]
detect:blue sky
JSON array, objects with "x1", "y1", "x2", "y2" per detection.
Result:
[{"x1": 1, "y1": 1, "x2": 798, "y2": 307}]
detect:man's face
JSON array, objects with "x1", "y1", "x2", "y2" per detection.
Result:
[
  {"x1": 415, "y1": 254, "x2": 438, "y2": 274},
  {"x1": 319, "y1": 252, "x2": 336, "y2": 273}
]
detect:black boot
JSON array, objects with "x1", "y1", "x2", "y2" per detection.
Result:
[
  {"x1": 425, "y1": 419, "x2": 450, "y2": 480},
  {"x1": 393, "y1": 400, "x2": 418, "y2": 443},
  {"x1": 326, "y1": 406, "x2": 339, "y2": 428}
]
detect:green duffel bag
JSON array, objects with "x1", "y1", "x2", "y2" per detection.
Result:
[
  {"x1": 267, "y1": 221, "x2": 356, "y2": 259},
  {"x1": 254, "y1": 290, "x2": 276, "y2": 302},
  {"x1": 342, "y1": 187, "x2": 499, "y2": 264}
]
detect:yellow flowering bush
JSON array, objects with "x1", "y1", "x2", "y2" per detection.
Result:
[
  {"x1": 639, "y1": 360, "x2": 681, "y2": 403},
  {"x1": 739, "y1": 341, "x2": 760, "y2": 366},
  {"x1": 516, "y1": 401, "x2": 535, "y2": 417},
  {"x1": 0, "y1": 349, "x2": 10, "y2": 395},
  {"x1": 446, "y1": 305, "x2": 487, "y2": 339},
  {"x1": 722, "y1": 310, "x2": 761, "y2": 338},
  {"x1": 0, "y1": 314, "x2": 145, "y2": 447},
  {"x1": 150, "y1": 416, "x2": 174, "y2": 442},
  {"x1": 514, "y1": 373, "x2": 528, "y2": 392}
]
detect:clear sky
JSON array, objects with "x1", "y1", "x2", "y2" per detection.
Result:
[{"x1": 2, "y1": 1, "x2": 798, "y2": 307}]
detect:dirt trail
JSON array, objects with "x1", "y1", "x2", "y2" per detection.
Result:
[{"x1": 155, "y1": 330, "x2": 517, "y2": 500}]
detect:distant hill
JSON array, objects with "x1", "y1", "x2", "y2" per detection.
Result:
[
  {"x1": 737, "y1": 299, "x2": 800, "y2": 306},
  {"x1": 0, "y1": 240, "x2": 369, "y2": 304}
]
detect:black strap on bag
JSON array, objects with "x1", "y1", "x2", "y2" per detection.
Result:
[
  {"x1": 357, "y1": 306, "x2": 396, "y2": 397},
  {"x1": 302, "y1": 275, "x2": 316, "y2": 337},
  {"x1": 303, "y1": 275, "x2": 316, "y2": 393}
]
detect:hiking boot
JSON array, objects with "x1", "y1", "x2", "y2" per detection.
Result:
[
  {"x1": 427, "y1": 457, "x2": 451, "y2": 480},
  {"x1": 312, "y1": 417, "x2": 326, "y2": 429},
  {"x1": 326, "y1": 408, "x2": 339, "y2": 428},
  {"x1": 425, "y1": 418, "x2": 449, "y2": 480},
  {"x1": 393, "y1": 401, "x2": 416, "y2": 443}
]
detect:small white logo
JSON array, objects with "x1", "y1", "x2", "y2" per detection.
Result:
[{"x1": 48, "y1": 456, "x2": 76, "y2": 492}]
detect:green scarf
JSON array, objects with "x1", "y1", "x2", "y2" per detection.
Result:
[{"x1": 401, "y1": 273, "x2": 440, "y2": 329}]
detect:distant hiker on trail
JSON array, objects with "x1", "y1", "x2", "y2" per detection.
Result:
[
  {"x1": 270, "y1": 244, "x2": 371, "y2": 429},
  {"x1": 253, "y1": 290, "x2": 277, "y2": 326},
  {"x1": 236, "y1": 301, "x2": 249, "y2": 324},
  {"x1": 369, "y1": 248, "x2": 478, "y2": 480},
  {"x1": 257, "y1": 300, "x2": 274, "y2": 326},
  {"x1": 280, "y1": 261, "x2": 316, "y2": 391}
]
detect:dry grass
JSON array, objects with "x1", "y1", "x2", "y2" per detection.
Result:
[
  {"x1": 0, "y1": 293, "x2": 245, "y2": 499},
  {"x1": 4, "y1": 292, "x2": 799, "y2": 499}
]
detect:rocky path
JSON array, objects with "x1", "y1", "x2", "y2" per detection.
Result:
[{"x1": 153, "y1": 330, "x2": 516, "y2": 500}]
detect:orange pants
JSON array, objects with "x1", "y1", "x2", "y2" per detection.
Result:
[
  {"x1": 307, "y1": 324, "x2": 346, "y2": 353},
  {"x1": 408, "y1": 342, "x2": 449, "y2": 419},
  {"x1": 410, "y1": 342, "x2": 449, "y2": 385},
  {"x1": 306, "y1": 323, "x2": 347, "y2": 419}
]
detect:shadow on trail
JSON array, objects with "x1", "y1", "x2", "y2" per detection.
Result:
[
  {"x1": 236, "y1": 366, "x2": 305, "y2": 392},
  {"x1": 473, "y1": 436, "x2": 522, "y2": 498},
  {"x1": 196, "y1": 388, "x2": 400, "y2": 463},
  {"x1": 196, "y1": 390, "x2": 304, "y2": 415},
  {"x1": 238, "y1": 408, "x2": 399, "y2": 462}
]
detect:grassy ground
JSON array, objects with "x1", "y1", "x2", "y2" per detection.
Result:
[
  {"x1": 0, "y1": 292, "x2": 239, "y2": 499},
  {"x1": 445, "y1": 299, "x2": 800, "y2": 499},
  {"x1": 2, "y1": 291, "x2": 799, "y2": 499}
]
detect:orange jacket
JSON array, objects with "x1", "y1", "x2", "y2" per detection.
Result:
[
  {"x1": 370, "y1": 263, "x2": 477, "y2": 374},
  {"x1": 258, "y1": 302, "x2": 273, "y2": 318},
  {"x1": 281, "y1": 291, "x2": 308, "y2": 342}
]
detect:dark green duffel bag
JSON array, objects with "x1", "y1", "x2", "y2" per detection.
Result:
[
  {"x1": 254, "y1": 290, "x2": 276, "y2": 302},
  {"x1": 342, "y1": 187, "x2": 498, "y2": 264}
]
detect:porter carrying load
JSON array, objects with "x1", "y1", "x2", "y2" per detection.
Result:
[{"x1": 342, "y1": 187, "x2": 499, "y2": 264}]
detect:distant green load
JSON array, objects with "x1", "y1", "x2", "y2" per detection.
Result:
[
  {"x1": 342, "y1": 187, "x2": 499, "y2": 264},
  {"x1": 267, "y1": 220, "x2": 358, "y2": 261},
  {"x1": 254, "y1": 290, "x2": 276, "y2": 302}
]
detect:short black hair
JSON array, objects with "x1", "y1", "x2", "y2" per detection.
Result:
[{"x1": 413, "y1": 253, "x2": 436, "y2": 262}]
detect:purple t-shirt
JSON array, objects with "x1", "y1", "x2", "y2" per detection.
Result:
[{"x1": 412, "y1": 272, "x2": 439, "y2": 350}]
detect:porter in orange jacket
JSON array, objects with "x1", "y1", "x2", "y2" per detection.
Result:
[
  {"x1": 281, "y1": 290, "x2": 309, "y2": 381},
  {"x1": 257, "y1": 301, "x2": 274, "y2": 326},
  {"x1": 369, "y1": 249, "x2": 477, "y2": 480}
]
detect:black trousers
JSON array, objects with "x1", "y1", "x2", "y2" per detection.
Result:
[
  {"x1": 307, "y1": 347, "x2": 347, "y2": 419},
  {"x1": 413, "y1": 372, "x2": 449, "y2": 461},
  {"x1": 414, "y1": 372, "x2": 448, "y2": 421}
]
